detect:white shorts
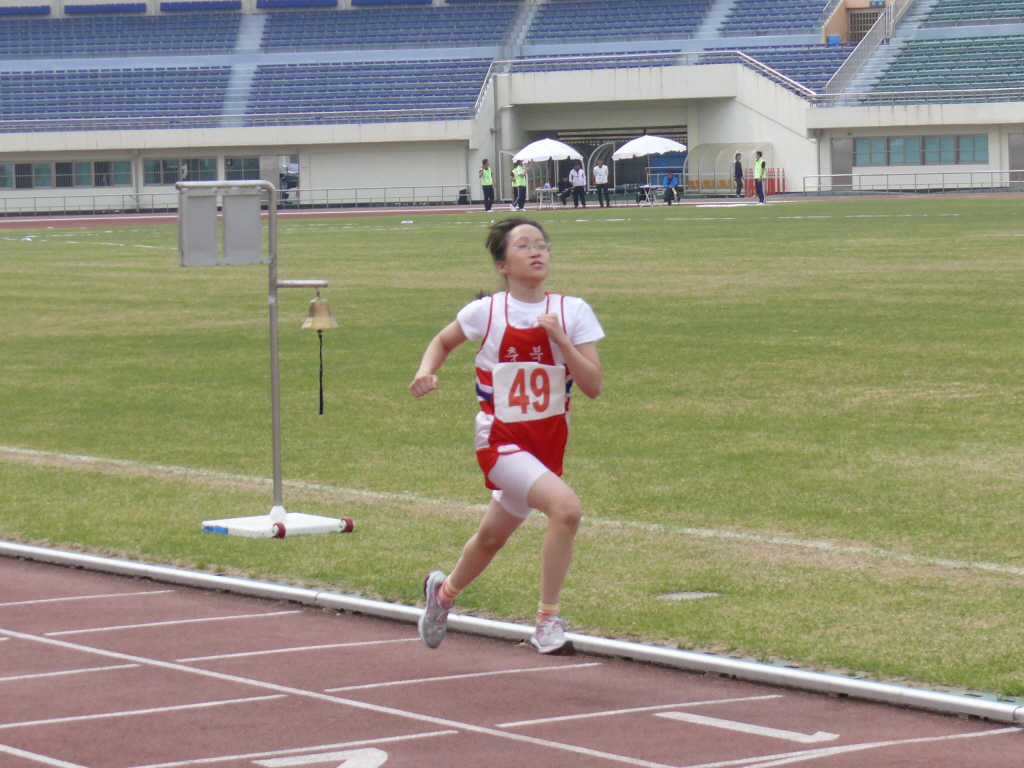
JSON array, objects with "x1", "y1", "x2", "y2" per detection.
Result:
[{"x1": 487, "y1": 451, "x2": 552, "y2": 520}]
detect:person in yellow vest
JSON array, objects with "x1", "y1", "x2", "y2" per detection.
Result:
[
  {"x1": 754, "y1": 151, "x2": 767, "y2": 204},
  {"x1": 479, "y1": 159, "x2": 495, "y2": 212},
  {"x1": 511, "y1": 159, "x2": 530, "y2": 211}
]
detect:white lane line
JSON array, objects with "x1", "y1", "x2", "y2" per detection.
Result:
[
  {"x1": 0, "y1": 695, "x2": 287, "y2": 730},
  {"x1": 655, "y1": 711, "x2": 839, "y2": 744},
  {"x1": 0, "y1": 590, "x2": 175, "y2": 607},
  {"x1": 326, "y1": 662, "x2": 602, "y2": 692},
  {"x1": 256, "y1": 748, "x2": 387, "y2": 767},
  {"x1": 0, "y1": 743, "x2": 89, "y2": 768},
  {"x1": 0, "y1": 664, "x2": 139, "y2": 683},
  {"x1": 179, "y1": 637, "x2": 420, "y2": 663},
  {"x1": 1, "y1": 627, "x2": 682, "y2": 768},
  {"x1": 497, "y1": 695, "x2": 783, "y2": 728},
  {"x1": 6, "y1": 444, "x2": 1023, "y2": 578},
  {"x1": 45, "y1": 610, "x2": 303, "y2": 636},
  {"x1": 127, "y1": 731, "x2": 458, "y2": 768},
  {"x1": 683, "y1": 726, "x2": 1022, "y2": 768}
]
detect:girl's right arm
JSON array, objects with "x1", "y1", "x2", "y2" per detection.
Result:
[{"x1": 409, "y1": 320, "x2": 468, "y2": 398}]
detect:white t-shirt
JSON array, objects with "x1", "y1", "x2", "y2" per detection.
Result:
[
  {"x1": 457, "y1": 293, "x2": 604, "y2": 347},
  {"x1": 593, "y1": 164, "x2": 609, "y2": 184},
  {"x1": 569, "y1": 168, "x2": 587, "y2": 188}
]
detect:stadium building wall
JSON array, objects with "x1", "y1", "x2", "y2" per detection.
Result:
[{"x1": 808, "y1": 102, "x2": 1024, "y2": 192}]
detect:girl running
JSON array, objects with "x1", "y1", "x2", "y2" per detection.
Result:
[{"x1": 409, "y1": 218, "x2": 604, "y2": 655}]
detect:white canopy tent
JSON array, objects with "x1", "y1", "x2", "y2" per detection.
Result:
[
  {"x1": 513, "y1": 138, "x2": 584, "y2": 164},
  {"x1": 611, "y1": 135, "x2": 687, "y2": 160}
]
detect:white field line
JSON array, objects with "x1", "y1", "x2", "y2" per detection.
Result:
[
  {"x1": 0, "y1": 664, "x2": 139, "y2": 684},
  {"x1": 4, "y1": 445, "x2": 1024, "y2": 579},
  {"x1": 0, "y1": 695, "x2": 287, "y2": 730},
  {"x1": 497, "y1": 694, "x2": 782, "y2": 728},
  {"x1": 325, "y1": 661, "x2": 603, "y2": 692},
  {"x1": 128, "y1": 731, "x2": 459, "y2": 768},
  {"x1": 0, "y1": 743, "x2": 89, "y2": 768},
  {"x1": 45, "y1": 610, "x2": 302, "y2": 637},
  {"x1": 0, "y1": 590, "x2": 174, "y2": 607},
  {"x1": 685, "y1": 727, "x2": 1021, "y2": 768},
  {"x1": 178, "y1": 637, "x2": 421, "y2": 662},
  {"x1": 655, "y1": 711, "x2": 838, "y2": 744}
]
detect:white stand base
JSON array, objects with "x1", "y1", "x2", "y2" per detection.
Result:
[{"x1": 202, "y1": 511, "x2": 353, "y2": 538}]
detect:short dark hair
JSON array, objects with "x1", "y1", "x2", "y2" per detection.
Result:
[
  {"x1": 485, "y1": 217, "x2": 548, "y2": 265},
  {"x1": 482, "y1": 159, "x2": 489, "y2": 164}
]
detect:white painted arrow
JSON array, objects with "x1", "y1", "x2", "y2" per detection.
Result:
[
  {"x1": 655, "y1": 711, "x2": 840, "y2": 744},
  {"x1": 255, "y1": 748, "x2": 388, "y2": 767}
]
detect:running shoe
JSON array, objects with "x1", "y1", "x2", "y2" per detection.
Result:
[
  {"x1": 418, "y1": 570, "x2": 450, "y2": 649},
  {"x1": 530, "y1": 615, "x2": 575, "y2": 655}
]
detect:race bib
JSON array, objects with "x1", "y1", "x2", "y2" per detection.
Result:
[{"x1": 492, "y1": 362, "x2": 566, "y2": 423}]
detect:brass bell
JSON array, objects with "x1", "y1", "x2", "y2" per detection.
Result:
[{"x1": 301, "y1": 290, "x2": 339, "y2": 331}]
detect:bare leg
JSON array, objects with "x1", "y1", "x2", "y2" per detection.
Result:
[
  {"x1": 446, "y1": 498, "x2": 524, "y2": 592},
  {"x1": 526, "y1": 472, "x2": 583, "y2": 606}
]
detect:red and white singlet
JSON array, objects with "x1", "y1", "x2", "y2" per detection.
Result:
[{"x1": 472, "y1": 292, "x2": 574, "y2": 488}]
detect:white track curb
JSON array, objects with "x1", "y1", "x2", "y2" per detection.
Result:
[{"x1": 3, "y1": 541, "x2": 1021, "y2": 726}]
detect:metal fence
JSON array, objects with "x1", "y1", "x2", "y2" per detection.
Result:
[
  {"x1": 0, "y1": 184, "x2": 479, "y2": 216},
  {"x1": 803, "y1": 170, "x2": 1022, "y2": 194}
]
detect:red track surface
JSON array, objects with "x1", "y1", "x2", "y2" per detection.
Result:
[{"x1": 1, "y1": 556, "x2": 1020, "y2": 768}]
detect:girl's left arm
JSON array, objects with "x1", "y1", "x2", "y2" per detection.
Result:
[{"x1": 563, "y1": 341, "x2": 602, "y2": 399}]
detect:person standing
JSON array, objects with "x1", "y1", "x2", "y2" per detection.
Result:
[
  {"x1": 734, "y1": 152, "x2": 744, "y2": 198},
  {"x1": 593, "y1": 158, "x2": 611, "y2": 208},
  {"x1": 479, "y1": 159, "x2": 495, "y2": 212},
  {"x1": 569, "y1": 161, "x2": 587, "y2": 208},
  {"x1": 511, "y1": 159, "x2": 529, "y2": 211},
  {"x1": 754, "y1": 151, "x2": 767, "y2": 204},
  {"x1": 410, "y1": 217, "x2": 605, "y2": 656}
]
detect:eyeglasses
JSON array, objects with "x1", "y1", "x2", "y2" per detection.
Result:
[{"x1": 510, "y1": 242, "x2": 550, "y2": 252}]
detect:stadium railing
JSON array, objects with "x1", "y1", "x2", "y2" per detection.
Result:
[
  {"x1": 802, "y1": 169, "x2": 1016, "y2": 195},
  {"x1": 0, "y1": 185, "x2": 478, "y2": 215},
  {"x1": 824, "y1": 0, "x2": 917, "y2": 104}
]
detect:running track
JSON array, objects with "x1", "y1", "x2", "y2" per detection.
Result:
[{"x1": 1, "y1": 555, "x2": 1021, "y2": 768}]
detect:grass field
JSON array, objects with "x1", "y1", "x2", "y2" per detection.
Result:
[{"x1": 2, "y1": 196, "x2": 1023, "y2": 697}]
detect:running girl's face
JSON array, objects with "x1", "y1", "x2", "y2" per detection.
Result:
[{"x1": 497, "y1": 224, "x2": 550, "y2": 285}]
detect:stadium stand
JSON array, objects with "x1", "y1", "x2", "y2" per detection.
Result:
[
  {"x1": 524, "y1": 0, "x2": 713, "y2": 43},
  {"x1": 260, "y1": 1, "x2": 518, "y2": 50},
  {"x1": 706, "y1": 44, "x2": 854, "y2": 92},
  {"x1": 718, "y1": 0, "x2": 821, "y2": 36},
  {"x1": 0, "y1": 66, "x2": 232, "y2": 130},
  {"x1": 0, "y1": 13, "x2": 241, "y2": 59},
  {"x1": 244, "y1": 58, "x2": 491, "y2": 123},
  {"x1": 871, "y1": 35, "x2": 1024, "y2": 92},
  {"x1": 922, "y1": 0, "x2": 1024, "y2": 26}
]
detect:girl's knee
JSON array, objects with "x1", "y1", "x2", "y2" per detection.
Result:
[{"x1": 549, "y1": 492, "x2": 582, "y2": 530}]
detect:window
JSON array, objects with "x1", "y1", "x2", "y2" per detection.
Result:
[
  {"x1": 958, "y1": 135, "x2": 988, "y2": 164},
  {"x1": 75, "y1": 162, "x2": 93, "y2": 187},
  {"x1": 889, "y1": 137, "x2": 921, "y2": 166},
  {"x1": 113, "y1": 160, "x2": 132, "y2": 186},
  {"x1": 225, "y1": 157, "x2": 260, "y2": 181},
  {"x1": 56, "y1": 161, "x2": 75, "y2": 188},
  {"x1": 924, "y1": 136, "x2": 956, "y2": 165},
  {"x1": 144, "y1": 158, "x2": 179, "y2": 186},
  {"x1": 0, "y1": 163, "x2": 11, "y2": 188},
  {"x1": 145, "y1": 157, "x2": 216, "y2": 185},
  {"x1": 94, "y1": 161, "x2": 113, "y2": 187},
  {"x1": 33, "y1": 164, "x2": 52, "y2": 188},
  {"x1": 15, "y1": 163, "x2": 34, "y2": 189},
  {"x1": 854, "y1": 138, "x2": 887, "y2": 166},
  {"x1": 182, "y1": 158, "x2": 217, "y2": 182}
]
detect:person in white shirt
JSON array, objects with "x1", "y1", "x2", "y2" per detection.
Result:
[
  {"x1": 592, "y1": 159, "x2": 610, "y2": 207},
  {"x1": 568, "y1": 162, "x2": 587, "y2": 208},
  {"x1": 410, "y1": 217, "x2": 605, "y2": 656}
]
